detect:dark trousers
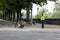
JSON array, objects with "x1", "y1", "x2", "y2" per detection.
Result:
[{"x1": 42, "y1": 20, "x2": 44, "y2": 28}]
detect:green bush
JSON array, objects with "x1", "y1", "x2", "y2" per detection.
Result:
[{"x1": 36, "y1": 12, "x2": 60, "y2": 19}]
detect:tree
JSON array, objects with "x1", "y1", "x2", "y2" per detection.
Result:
[
  {"x1": 0, "y1": 0, "x2": 58, "y2": 21},
  {"x1": 25, "y1": 0, "x2": 58, "y2": 22}
]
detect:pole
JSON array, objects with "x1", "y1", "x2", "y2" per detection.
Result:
[{"x1": 30, "y1": 2, "x2": 33, "y2": 25}]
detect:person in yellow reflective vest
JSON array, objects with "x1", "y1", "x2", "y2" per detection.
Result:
[{"x1": 40, "y1": 11, "x2": 45, "y2": 28}]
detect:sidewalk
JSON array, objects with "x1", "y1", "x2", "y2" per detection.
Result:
[
  {"x1": 0, "y1": 19, "x2": 60, "y2": 32},
  {"x1": 0, "y1": 19, "x2": 60, "y2": 28},
  {"x1": 25, "y1": 23, "x2": 60, "y2": 28},
  {"x1": 0, "y1": 27, "x2": 60, "y2": 32}
]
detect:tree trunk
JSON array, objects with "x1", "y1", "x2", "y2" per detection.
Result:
[
  {"x1": 26, "y1": 7, "x2": 30, "y2": 22},
  {"x1": 7, "y1": 10, "x2": 12, "y2": 21},
  {"x1": 13, "y1": 10, "x2": 15, "y2": 21},
  {"x1": 19, "y1": 9, "x2": 22, "y2": 20},
  {"x1": 8, "y1": 10, "x2": 10, "y2": 20},
  {"x1": 4, "y1": 10, "x2": 7, "y2": 20},
  {"x1": 17, "y1": 9, "x2": 19, "y2": 20},
  {"x1": 16, "y1": 9, "x2": 21, "y2": 21},
  {"x1": 10, "y1": 10, "x2": 12, "y2": 21}
]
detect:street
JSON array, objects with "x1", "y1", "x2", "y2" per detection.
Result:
[
  {"x1": 0, "y1": 0, "x2": 60, "y2": 40},
  {"x1": 0, "y1": 19, "x2": 60, "y2": 40},
  {"x1": 0, "y1": 31, "x2": 60, "y2": 40}
]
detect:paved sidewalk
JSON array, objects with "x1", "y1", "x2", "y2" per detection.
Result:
[
  {"x1": 0, "y1": 27, "x2": 60, "y2": 32},
  {"x1": 25, "y1": 23, "x2": 60, "y2": 28},
  {"x1": 0, "y1": 19, "x2": 60, "y2": 28},
  {"x1": 0, "y1": 19, "x2": 60, "y2": 32}
]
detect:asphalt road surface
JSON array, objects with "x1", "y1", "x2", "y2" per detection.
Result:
[
  {"x1": 0, "y1": 31, "x2": 60, "y2": 40},
  {"x1": 0, "y1": 19, "x2": 60, "y2": 40}
]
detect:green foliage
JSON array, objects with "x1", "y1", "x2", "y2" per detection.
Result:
[
  {"x1": 51, "y1": 12, "x2": 60, "y2": 19},
  {"x1": 36, "y1": 13, "x2": 41, "y2": 19},
  {"x1": 0, "y1": 10, "x2": 3, "y2": 15},
  {"x1": 0, "y1": 0, "x2": 58, "y2": 10},
  {"x1": 0, "y1": 0, "x2": 58, "y2": 21},
  {"x1": 36, "y1": 13, "x2": 47, "y2": 19},
  {"x1": 45, "y1": 13, "x2": 53, "y2": 19},
  {"x1": 36, "y1": 12, "x2": 60, "y2": 19},
  {"x1": 45, "y1": 12, "x2": 60, "y2": 19}
]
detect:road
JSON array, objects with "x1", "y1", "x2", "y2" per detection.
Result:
[
  {"x1": 0, "y1": 31, "x2": 60, "y2": 40},
  {"x1": 0, "y1": 19, "x2": 60, "y2": 40}
]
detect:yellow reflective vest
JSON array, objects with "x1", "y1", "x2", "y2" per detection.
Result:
[{"x1": 40, "y1": 13, "x2": 45, "y2": 20}]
